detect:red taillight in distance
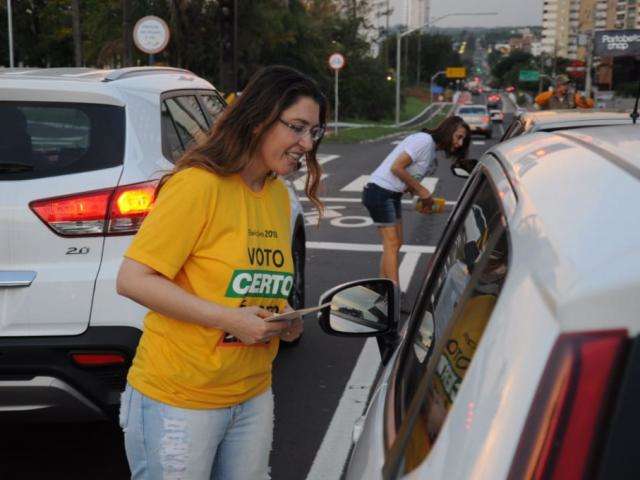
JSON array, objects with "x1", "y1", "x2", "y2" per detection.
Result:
[
  {"x1": 508, "y1": 330, "x2": 628, "y2": 480},
  {"x1": 30, "y1": 181, "x2": 157, "y2": 237}
]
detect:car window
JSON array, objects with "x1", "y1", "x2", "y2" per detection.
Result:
[
  {"x1": 501, "y1": 119, "x2": 525, "y2": 141},
  {"x1": 458, "y1": 107, "x2": 486, "y2": 115},
  {"x1": 0, "y1": 102, "x2": 124, "y2": 180},
  {"x1": 161, "y1": 95, "x2": 211, "y2": 163},
  {"x1": 199, "y1": 93, "x2": 226, "y2": 126},
  {"x1": 390, "y1": 175, "x2": 509, "y2": 475}
]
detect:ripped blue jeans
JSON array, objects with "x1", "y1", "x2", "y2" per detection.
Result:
[{"x1": 119, "y1": 384, "x2": 273, "y2": 480}]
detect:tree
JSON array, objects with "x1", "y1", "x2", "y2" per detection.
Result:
[{"x1": 71, "y1": 0, "x2": 83, "y2": 66}]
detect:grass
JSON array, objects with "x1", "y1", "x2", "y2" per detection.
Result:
[{"x1": 326, "y1": 104, "x2": 454, "y2": 144}]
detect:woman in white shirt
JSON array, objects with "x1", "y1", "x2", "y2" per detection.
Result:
[{"x1": 362, "y1": 116, "x2": 470, "y2": 286}]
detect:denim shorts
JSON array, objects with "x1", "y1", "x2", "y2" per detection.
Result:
[
  {"x1": 362, "y1": 182, "x2": 403, "y2": 226},
  {"x1": 120, "y1": 384, "x2": 274, "y2": 480}
]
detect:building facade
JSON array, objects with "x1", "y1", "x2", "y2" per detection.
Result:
[{"x1": 369, "y1": 0, "x2": 431, "y2": 32}]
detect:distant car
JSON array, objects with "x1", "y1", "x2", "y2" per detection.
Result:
[
  {"x1": 318, "y1": 123, "x2": 640, "y2": 480},
  {"x1": 505, "y1": 85, "x2": 516, "y2": 93},
  {"x1": 0, "y1": 67, "x2": 307, "y2": 422},
  {"x1": 501, "y1": 109, "x2": 633, "y2": 142},
  {"x1": 489, "y1": 109, "x2": 504, "y2": 123},
  {"x1": 456, "y1": 104, "x2": 492, "y2": 138},
  {"x1": 486, "y1": 94, "x2": 502, "y2": 111}
]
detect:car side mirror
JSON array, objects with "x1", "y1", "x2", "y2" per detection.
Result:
[
  {"x1": 451, "y1": 158, "x2": 478, "y2": 178},
  {"x1": 318, "y1": 279, "x2": 398, "y2": 337}
]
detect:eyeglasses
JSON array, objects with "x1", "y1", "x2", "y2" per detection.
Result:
[{"x1": 278, "y1": 118, "x2": 325, "y2": 143}]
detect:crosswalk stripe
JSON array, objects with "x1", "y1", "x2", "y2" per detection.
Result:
[
  {"x1": 293, "y1": 173, "x2": 328, "y2": 191},
  {"x1": 298, "y1": 154, "x2": 340, "y2": 172},
  {"x1": 341, "y1": 175, "x2": 370, "y2": 192},
  {"x1": 339, "y1": 176, "x2": 437, "y2": 193}
]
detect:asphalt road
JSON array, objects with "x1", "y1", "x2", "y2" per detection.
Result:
[{"x1": 1, "y1": 108, "x2": 511, "y2": 480}]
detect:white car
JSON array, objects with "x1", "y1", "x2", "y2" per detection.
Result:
[
  {"x1": 456, "y1": 104, "x2": 492, "y2": 138},
  {"x1": 501, "y1": 109, "x2": 633, "y2": 142},
  {"x1": 489, "y1": 109, "x2": 504, "y2": 122},
  {"x1": 0, "y1": 67, "x2": 306, "y2": 421},
  {"x1": 319, "y1": 124, "x2": 640, "y2": 479}
]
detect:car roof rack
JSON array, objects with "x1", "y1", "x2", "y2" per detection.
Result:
[{"x1": 103, "y1": 66, "x2": 195, "y2": 82}]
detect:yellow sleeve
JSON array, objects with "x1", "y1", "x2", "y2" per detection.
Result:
[
  {"x1": 125, "y1": 168, "x2": 215, "y2": 279},
  {"x1": 535, "y1": 91, "x2": 552, "y2": 107}
]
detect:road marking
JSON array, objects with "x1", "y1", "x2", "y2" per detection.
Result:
[
  {"x1": 294, "y1": 173, "x2": 328, "y2": 191},
  {"x1": 298, "y1": 196, "x2": 456, "y2": 206},
  {"x1": 298, "y1": 154, "x2": 340, "y2": 172},
  {"x1": 306, "y1": 241, "x2": 435, "y2": 254},
  {"x1": 340, "y1": 176, "x2": 438, "y2": 193},
  {"x1": 341, "y1": 175, "x2": 370, "y2": 192},
  {"x1": 399, "y1": 252, "x2": 421, "y2": 292},
  {"x1": 499, "y1": 124, "x2": 505, "y2": 136},
  {"x1": 305, "y1": 337, "x2": 381, "y2": 480},
  {"x1": 472, "y1": 140, "x2": 485, "y2": 145},
  {"x1": 420, "y1": 177, "x2": 438, "y2": 193},
  {"x1": 306, "y1": 246, "x2": 423, "y2": 480},
  {"x1": 391, "y1": 140, "x2": 401, "y2": 145}
]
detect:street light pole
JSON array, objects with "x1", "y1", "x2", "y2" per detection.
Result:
[
  {"x1": 430, "y1": 70, "x2": 445, "y2": 102},
  {"x1": 7, "y1": 0, "x2": 14, "y2": 67},
  {"x1": 394, "y1": 12, "x2": 497, "y2": 126}
]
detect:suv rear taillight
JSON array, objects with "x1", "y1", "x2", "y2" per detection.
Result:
[
  {"x1": 30, "y1": 181, "x2": 157, "y2": 237},
  {"x1": 508, "y1": 330, "x2": 628, "y2": 480}
]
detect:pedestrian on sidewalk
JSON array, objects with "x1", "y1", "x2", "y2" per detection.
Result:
[
  {"x1": 116, "y1": 65, "x2": 326, "y2": 480},
  {"x1": 535, "y1": 74, "x2": 595, "y2": 110},
  {"x1": 361, "y1": 115, "x2": 470, "y2": 287}
]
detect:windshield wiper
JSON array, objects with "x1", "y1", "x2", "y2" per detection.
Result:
[{"x1": 0, "y1": 162, "x2": 34, "y2": 172}]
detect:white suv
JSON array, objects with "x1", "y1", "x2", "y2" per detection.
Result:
[
  {"x1": 0, "y1": 67, "x2": 306, "y2": 421},
  {"x1": 319, "y1": 123, "x2": 640, "y2": 479}
]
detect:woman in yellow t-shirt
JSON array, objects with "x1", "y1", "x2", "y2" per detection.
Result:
[{"x1": 116, "y1": 65, "x2": 327, "y2": 480}]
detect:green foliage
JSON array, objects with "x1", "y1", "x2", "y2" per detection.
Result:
[{"x1": 491, "y1": 50, "x2": 534, "y2": 89}]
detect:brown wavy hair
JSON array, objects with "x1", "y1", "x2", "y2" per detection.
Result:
[
  {"x1": 423, "y1": 115, "x2": 470, "y2": 160},
  {"x1": 157, "y1": 65, "x2": 327, "y2": 213}
]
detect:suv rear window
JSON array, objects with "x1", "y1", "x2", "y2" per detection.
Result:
[{"x1": 0, "y1": 102, "x2": 125, "y2": 181}]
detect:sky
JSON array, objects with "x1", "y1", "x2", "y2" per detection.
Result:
[{"x1": 430, "y1": 0, "x2": 543, "y2": 28}]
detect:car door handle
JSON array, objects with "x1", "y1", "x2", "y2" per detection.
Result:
[{"x1": 0, "y1": 271, "x2": 37, "y2": 287}]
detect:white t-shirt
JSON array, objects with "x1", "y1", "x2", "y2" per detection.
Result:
[{"x1": 369, "y1": 132, "x2": 437, "y2": 192}]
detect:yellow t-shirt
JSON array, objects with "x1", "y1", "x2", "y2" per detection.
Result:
[{"x1": 125, "y1": 167, "x2": 293, "y2": 409}]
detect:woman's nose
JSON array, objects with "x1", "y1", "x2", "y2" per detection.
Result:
[{"x1": 299, "y1": 134, "x2": 314, "y2": 151}]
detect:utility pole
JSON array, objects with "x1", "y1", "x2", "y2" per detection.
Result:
[
  {"x1": 7, "y1": 0, "x2": 14, "y2": 67},
  {"x1": 122, "y1": 0, "x2": 133, "y2": 67}
]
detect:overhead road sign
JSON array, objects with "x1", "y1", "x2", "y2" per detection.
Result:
[
  {"x1": 518, "y1": 70, "x2": 540, "y2": 82},
  {"x1": 594, "y1": 29, "x2": 640, "y2": 57},
  {"x1": 446, "y1": 67, "x2": 467, "y2": 79}
]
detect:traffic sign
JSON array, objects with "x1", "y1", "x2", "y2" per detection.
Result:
[
  {"x1": 133, "y1": 16, "x2": 170, "y2": 54},
  {"x1": 328, "y1": 53, "x2": 346, "y2": 71},
  {"x1": 518, "y1": 70, "x2": 540, "y2": 82},
  {"x1": 446, "y1": 67, "x2": 467, "y2": 79},
  {"x1": 566, "y1": 60, "x2": 586, "y2": 79}
]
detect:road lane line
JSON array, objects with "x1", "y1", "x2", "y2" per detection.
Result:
[
  {"x1": 298, "y1": 196, "x2": 456, "y2": 206},
  {"x1": 399, "y1": 252, "x2": 421, "y2": 293},
  {"x1": 306, "y1": 241, "x2": 435, "y2": 254},
  {"x1": 472, "y1": 140, "x2": 485, "y2": 145},
  {"x1": 305, "y1": 338, "x2": 380, "y2": 480},
  {"x1": 306, "y1": 247, "x2": 423, "y2": 480}
]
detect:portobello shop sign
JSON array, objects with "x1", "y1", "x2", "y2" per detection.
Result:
[{"x1": 595, "y1": 29, "x2": 640, "y2": 57}]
